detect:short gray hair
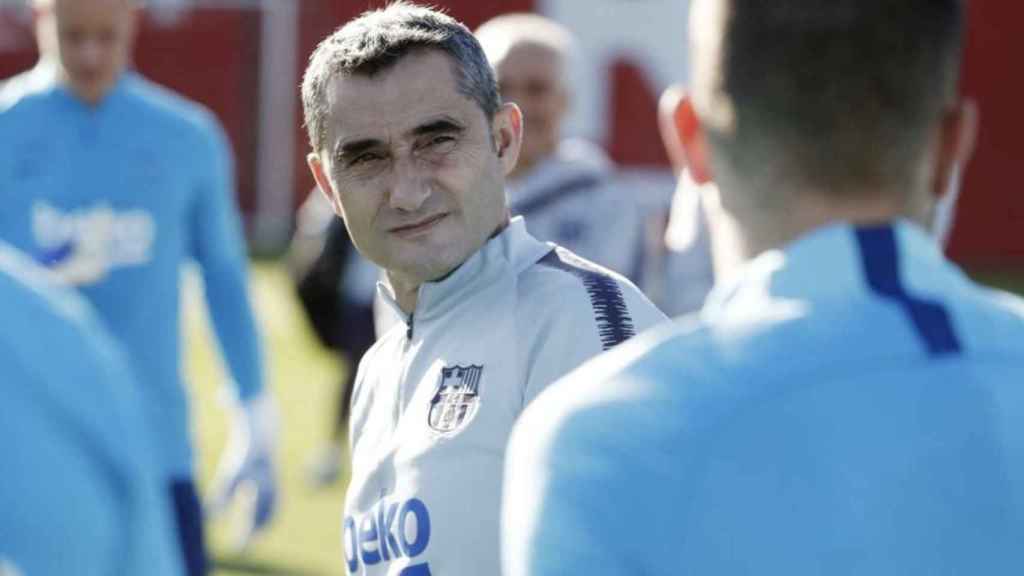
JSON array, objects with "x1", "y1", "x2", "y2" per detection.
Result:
[{"x1": 301, "y1": 1, "x2": 501, "y2": 154}]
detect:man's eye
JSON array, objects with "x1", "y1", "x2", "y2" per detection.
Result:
[
  {"x1": 98, "y1": 30, "x2": 117, "y2": 45},
  {"x1": 424, "y1": 135, "x2": 456, "y2": 152},
  {"x1": 349, "y1": 152, "x2": 383, "y2": 167},
  {"x1": 62, "y1": 30, "x2": 85, "y2": 45}
]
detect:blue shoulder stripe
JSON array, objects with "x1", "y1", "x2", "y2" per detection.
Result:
[
  {"x1": 511, "y1": 174, "x2": 603, "y2": 218},
  {"x1": 854, "y1": 225, "x2": 961, "y2": 356},
  {"x1": 539, "y1": 248, "x2": 636, "y2": 350}
]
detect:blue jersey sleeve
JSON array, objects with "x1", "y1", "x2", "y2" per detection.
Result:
[
  {"x1": 505, "y1": 325, "x2": 700, "y2": 576},
  {"x1": 504, "y1": 410, "x2": 638, "y2": 576},
  {"x1": 188, "y1": 114, "x2": 264, "y2": 399},
  {"x1": 92, "y1": 335, "x2": 186, "y2": 576},
  {"x1": 0, "y1": 244, "x2": 183, "y2": 576},
  {"x1": 504, "y1": 360, "x2": 675, "y2": 575}
]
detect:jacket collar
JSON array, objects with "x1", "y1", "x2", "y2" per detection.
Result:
[
  {"x1": 701, "y1": 219, "x2": 962, "y2": 322},
  {"x1": 376, "y1": 216, "x2": 552, "y2": 330}
]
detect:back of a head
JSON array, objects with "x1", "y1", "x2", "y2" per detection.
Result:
[
  {"x1": 301, "y1": 1, "x2": 499, "y2": 155},
  {"x1": 693, "y1": 0, "x2": 965, "y2": 198}
]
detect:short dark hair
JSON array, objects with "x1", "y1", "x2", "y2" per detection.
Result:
[
  {"x1": 301, "y1": 1, "x2": 501, "y2": 154},
  {"x1": 698, "y1": 0, "x2": 965, "y2": 195}
]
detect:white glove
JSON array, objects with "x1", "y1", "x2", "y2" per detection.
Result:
[{"x1": 206, "y1": 392, "x2": 279, "y2": 550}]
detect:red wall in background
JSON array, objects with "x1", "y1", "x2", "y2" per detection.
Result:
[
  {"x1": 2, "y1": 2, "x2": 1021, "y2": 265},
  {"x1": 950, "y1": 1, "x2": 1024, "y2": 265},
  {"x1": 135, "y1": 9, "x2": 263, "y2": 215}
]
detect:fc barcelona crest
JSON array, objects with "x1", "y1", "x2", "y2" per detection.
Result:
[{"x1": 428, "y1": 365, "x2": 483, "y2": 434}]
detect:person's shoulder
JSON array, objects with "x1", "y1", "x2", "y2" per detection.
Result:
[
  {"x1": 513, "y1": 318, "x2": 717, "y2": 457},
  {"x1": 0, "y1": 244, "x2": 137, "y2": 440},
  {"x1": 0, "y1": 67, "x2": 55, "y2": 116},
  {"x1": 536, "y1": 285, "x2": 839, "y2": 429},
  {"x1": 549, "y1": 139, "x2": 635, "y2": 214},
  {"x1": 519, "y1": 245, "x2": 664, "y2": 325},
  {"x1": 521, "y1": 245, "x2": 638, "y2": 295},
  {"x1": 0, "y1": 247, "x2": 161, "y2": 576},
  {"x1": 0, "y1": 243, "x2": 128, "y2": 375},
  {"x1": 985, "y1": 287, "x2": 1024, "y2": 320},
  {"x1": 555, "y1": 138, "x2": 615, "y2": 175},
  {"x1": 0, "y1": 243, "x2": 95, "y2": 335},
  {"x1": 122, "y1": 73, "x2": 225, "y2": 139},
  {"x1": 948, "y1": 280, "x2": 1024, "y2": 356}
]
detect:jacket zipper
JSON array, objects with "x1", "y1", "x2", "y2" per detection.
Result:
[{"x1": 394, "y1": 312, "x2": 415, "y2": 426}]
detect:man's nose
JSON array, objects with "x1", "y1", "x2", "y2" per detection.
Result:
[
  {"x1": 388, "y1": 157, "x2": 430, "y2": 212},
  {"x1": 76, "y1": 39, "x2": 105, "y2": 71}
]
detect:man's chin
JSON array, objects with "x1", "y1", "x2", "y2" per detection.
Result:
[{"x1": 70, "y1": 80, "x2": 114, "y2": 104}]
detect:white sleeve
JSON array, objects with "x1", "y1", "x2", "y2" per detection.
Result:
[{"x1": 519, "y1": 265, "x2": 668, "y2": 406}]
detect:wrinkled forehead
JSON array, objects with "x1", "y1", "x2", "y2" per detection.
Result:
[{"x1": 322, "y1": 50, "x2": 482, "y2": 148}]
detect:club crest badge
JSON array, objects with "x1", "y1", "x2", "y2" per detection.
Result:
[{"x1": 428, "y1": 365, "x2": 483, "y2": 434}]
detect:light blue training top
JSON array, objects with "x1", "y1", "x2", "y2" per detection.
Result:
[
  {"x1": 0, "y1": 65, "x2": 264, "y2": 478},
  {"x1": 505, "y1": 220, "x2": 1024, "y2": 576},
  {"x1": 0, "y1": 242, "x2": 182, "y2": 576}
]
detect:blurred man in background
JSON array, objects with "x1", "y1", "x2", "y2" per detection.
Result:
[
  {"x1": 475, "y1": 13, "x2": 645, "y2": 283},
  {"x1": 505, "y1": 0, "x2": 1024, "y2": 574},
  {"x1": 0, "y1": 0, "x2": 278, "y2": 572},
  {"x1": 302, "y1": 3, "x2": 665, "y2": 573},
  {"x1": 0, "y1": 241, "x2": 183, "y2": 576}
]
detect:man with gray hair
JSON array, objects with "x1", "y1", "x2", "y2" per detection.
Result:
[
  {"x1": 301, "y1": 3, "x2": 665, "y2": 574},
  {"x1": 475, "y1": 13, "x2": 645, "y2": 283},
  {"x1": 505, "y1": 0, "x2": 1024, "y2": 574}
]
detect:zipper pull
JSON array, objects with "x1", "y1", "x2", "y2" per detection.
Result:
[{"x1": 406, "y1": 313, "x2": 414, "y2": 340}]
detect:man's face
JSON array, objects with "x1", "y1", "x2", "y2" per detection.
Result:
[
  {"x1": 35, "y1": 0, "x2": 137, "y2": 104},
  {"x1": 310, "y1": 49, "x2": 520, "y2": 289},
  {"x1": 493, "y1": 43, "x2": 567, "y2": 175}
]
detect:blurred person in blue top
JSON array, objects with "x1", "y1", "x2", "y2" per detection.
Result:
[
  {"x1": 504, "y1": 0, "x2": 1024, "y2": 575},
  {"x1": 0, "y1": 0, "x2": 278, "y2": 573},
  {"x1": 0, "y1": 241, "x2": 182, "y2": 576}
]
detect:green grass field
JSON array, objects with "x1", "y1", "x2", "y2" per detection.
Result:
[
  {"x1": 181, "y1": 260, "x2": 1024, "y2": 576},
  {"x1": 183, "y1": 262, "x2": 350, "y2": 576}
]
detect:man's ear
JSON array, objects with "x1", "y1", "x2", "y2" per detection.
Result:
[
  {"x1": 494, "y1": 102, "x2": 524, "y2": 175},
  {"x1": 658, "y1": 84, "x2": 688, "y2": 174},
  {"x1": 673, "y1": 93, "x2": 714, "y2": 185},
  {"x1": 932, "y1": 98, "x2": 978, "y2": 201},
  {"x1": 307, "y1": 153, "x2": 343, "y2": 217},
  {"x1": 125, "y1": 2, "x2": 142, "y2": 45}
]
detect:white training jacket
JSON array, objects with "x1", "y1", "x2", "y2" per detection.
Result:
[{"x1": 342, "y1": 217, "x2": 667, "y2": 576}]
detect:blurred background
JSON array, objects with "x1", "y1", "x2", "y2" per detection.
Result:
[
  {"x1": 3, "y1": 0, "x2": 1020, "y2": 262},
  {"x1": 1, "y1": 0, "x2": 1021, "y2": 574}
]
